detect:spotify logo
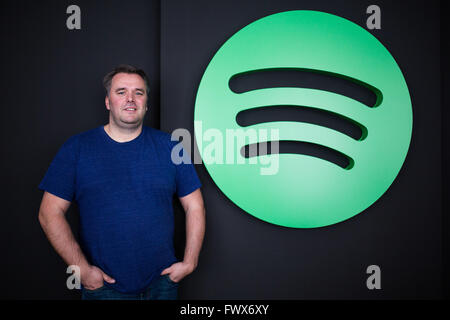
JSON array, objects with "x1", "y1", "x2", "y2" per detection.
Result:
[{"x1": 194, "y1": 10, "x2": 412, "y2": 228}]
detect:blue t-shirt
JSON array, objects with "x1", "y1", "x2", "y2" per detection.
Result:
[{"x1": 38, "y1": 126, "x2": 201, "y2": 294}]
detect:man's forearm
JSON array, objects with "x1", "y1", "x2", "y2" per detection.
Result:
[
  {"x1": 183, "y1": 206, "x2": 205, "y2": 270},
  {"x1": 38, "y1": 211, "x2": 90, "y2": 271}
]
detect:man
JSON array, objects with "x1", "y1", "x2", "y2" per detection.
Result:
[{"x1": 38, "y1": 64, "x2": 205, "y2": 300}]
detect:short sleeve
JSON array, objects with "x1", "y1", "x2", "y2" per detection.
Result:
[
  {"x1": 172, "y1": 142, "x2": 202, "y2": 197},
  {"x1": 38, "y1": 136, "x2": 79, "y2": 202}
]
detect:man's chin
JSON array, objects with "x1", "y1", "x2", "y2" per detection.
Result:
[{"x1": 118, "y1": 118, "x2": 144, "y2": 128}]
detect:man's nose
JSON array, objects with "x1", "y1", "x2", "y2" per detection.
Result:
[{"x1": 127, "y1": 93, "x2": 134, "y2": 102}]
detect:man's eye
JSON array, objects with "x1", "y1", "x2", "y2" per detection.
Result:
[
  {"x1": 117, "y1": 91, "x2": 125, "y2": 95},
  {"x1": 136, "y1": 92, "x2": 143, "y2": 95}
]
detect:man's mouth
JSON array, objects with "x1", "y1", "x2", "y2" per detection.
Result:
[{"x1": 124, "y1": 107, "x2": 137, "y2": 111}]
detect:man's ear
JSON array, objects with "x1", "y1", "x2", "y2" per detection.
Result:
[{"x1": 105, "y1": 96, "x2": 110, "y2": 110}]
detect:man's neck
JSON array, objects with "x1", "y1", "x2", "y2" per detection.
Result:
[{"x1": 104, "y1": 123, "x2": 143, "y2": 142}]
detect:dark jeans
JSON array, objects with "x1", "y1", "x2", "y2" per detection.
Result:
[{"x1": 81, "y1": 275, "x2": 178, "y2": 300}]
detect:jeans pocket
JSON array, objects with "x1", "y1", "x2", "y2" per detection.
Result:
[
  {"x1": 84, "y1": 285, "x2": 106, "y2": 293},
  {"x1": 164, "y1": 274, "x2": 178, "y2": 285}
]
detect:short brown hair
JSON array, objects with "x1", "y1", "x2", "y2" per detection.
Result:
[{"x1": 103, "y1": 64, "x2": 150, "y2": 96}]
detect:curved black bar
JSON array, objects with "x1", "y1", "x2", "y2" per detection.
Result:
[
  {"x1": 229, "y1": 68, "x2": 382, "y2": 108},
  {"x1": 241, "y1": 140, "x2": 354, "y2": 170},
  {"x1": 236, "y1": 105, "x2": 368, "y2": 141}
]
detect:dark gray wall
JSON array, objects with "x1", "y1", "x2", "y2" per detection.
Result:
[
  {"x1": 161, "y1": 0, "x2": 442, "y2": 299},
  {"x1": 0, "y1": 0, "x2": 445, "y2": 299}
]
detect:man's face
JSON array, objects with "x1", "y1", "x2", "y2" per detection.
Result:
[{"x1": 105, "y1": 72, "x2": 148, "y2": 128}]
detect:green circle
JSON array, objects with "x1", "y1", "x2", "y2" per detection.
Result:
[{"x1": 194, "y1": 10, "x2": 412, "y2": 228}]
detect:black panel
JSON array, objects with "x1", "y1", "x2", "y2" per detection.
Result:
[
  {"x1": 0, "y1": 0, "x2": 160, "y2": 299},
  {"x1": 161, "y1": 0, "x2": 441, "y2": 299}
]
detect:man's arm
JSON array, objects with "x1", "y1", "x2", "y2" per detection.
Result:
[
  {"x1": 38, "y1": 191, "x2": 115, "y2": 290},
  {"x1": 161, "y1": 188, "x2": 205, "y2": 282}
]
